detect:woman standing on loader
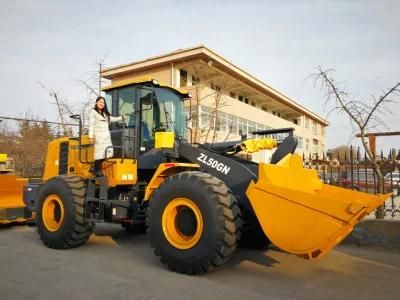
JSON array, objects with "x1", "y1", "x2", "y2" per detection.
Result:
[{"x1": 89, "y1": 96, "x2": 123, "y2": 177}]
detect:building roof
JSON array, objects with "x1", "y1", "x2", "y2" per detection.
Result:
[
  {"x1": 101, "y1": 75, "x2": 190, "y2": 96},
  {"x1": 101, "y1": 45, "x2": 329, "y2": 126}
]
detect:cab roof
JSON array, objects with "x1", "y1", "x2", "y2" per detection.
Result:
[{"x1": 101, "y1": 76, "x2": 190, "y2": 97}]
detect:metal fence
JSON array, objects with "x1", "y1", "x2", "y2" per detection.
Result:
[{"x1": 303, "y1": 146, "x2": 400, "y2": 219}]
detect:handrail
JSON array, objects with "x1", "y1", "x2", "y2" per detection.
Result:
[
  {"x1": 104, "y1": 117, "x2": 126, "y2": 163},
  {"x1": 69, "y1": 114, "x2": 87, "y2": 164},
  {"x1": 70, "y1": 114, "x2": 127, "y2": 164}
]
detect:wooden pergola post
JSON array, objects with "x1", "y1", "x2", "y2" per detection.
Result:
[{"x1": 368, "y1": 135, "x2": 376, "y2": 157}]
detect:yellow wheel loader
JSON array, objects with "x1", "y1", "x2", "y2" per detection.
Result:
[
  {"x1": 0, "y1": 154, "x2": 33, "y2": 224},
  {"x1": 23, "y1": 78, "x2": 390, "y2": 274}
]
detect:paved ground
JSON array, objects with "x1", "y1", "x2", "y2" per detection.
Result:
[{"x1": 1, "y1": 224, "x2": 400, "y2": 300}]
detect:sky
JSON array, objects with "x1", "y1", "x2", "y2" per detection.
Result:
[{"x1": 1, "y1": 0, "x2": 399, "y2": 152}]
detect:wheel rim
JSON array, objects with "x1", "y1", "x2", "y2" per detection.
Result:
[
  {"x1": 162, "y1": 197, "x2": 203, "y2": 249},
  {"x1": 42, "y1": 194, "x2": 65, "y2": 232}
]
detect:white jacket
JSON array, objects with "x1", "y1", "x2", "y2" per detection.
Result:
[{"x1": 89, "y1": 109, "x2": 123, "y2": 160}]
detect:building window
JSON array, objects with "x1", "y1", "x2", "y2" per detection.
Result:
[
  {"x1": 312, "y1": 121, "x2": 317, "y2": 135},
  {"x1": 217, "y1": 112, "x2": 227, "y2": 132},
  {"x1": 305, "y1": 117, "x2": 309, "y2": 129},
  {"x1": 214, "y1": 116, "x2": 221, "y2": 131},
  {"x1": 299, "y1": 137, "x2": 303, "y2": 149},
  {"x1": 306, "y1": 139, "x2": 309, "y2": 151},
  {"x1": 261, "y1": 105, "x2": 267, "y2": 112},
  {"x1": 196, "y1": 105, "x2": 279, "y2": 139},
  {"x1": 199, "y1": 109, "x2": 210, "y2": 128},
  {"x1": 238, "y1": 95, "x2": 243, "y2": 102},
  {"x1": 296, "y1": 136, "x2": 303, "y2": 149},
  {"x1": 250, "y1": 101, "x2": 256, "y2": 107},
  {"x1": 256, "y1": 123, "x2": 266, "y2": 131},
  {"x1": 184, "y1": 106, "x2": 198, "y2": 128},
  {"x1": 313, "y1": 139, "x2": 318, "y2": 154},
  {"x1": 227, "y1": 115, "x2": 237, "y2": 135},
  {"x1": 293, "y1": 119, "x2": 298, "y2": 125},
  {"x1": 321, "y1": 126, "x2": 325, "y2": 136},
  {"x1": 230, "y1": 92, "x2": 236, "y2": 99},
  {"x1": 238, "y1": 118, "x2": 246, "y2": 135},
  {"x1": 248, "y1": 121, "x2": 256, "y2": 134},
  {"x1": 244, "y1": 97, "x2": 249, "y2": 104},
  {"x1": 180, "y1": 69, "x2": 187, "y2": 87}
]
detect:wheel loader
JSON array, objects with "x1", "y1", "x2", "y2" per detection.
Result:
[
  {"x1": 0, "y1": 154, "x2": 33, "y2": 224},
  {"x1": 23, "y1": 78, "x2": 390, "y2": 274}
]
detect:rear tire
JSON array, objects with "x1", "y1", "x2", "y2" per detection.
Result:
[
  {"x1": 147, "y1": 171, "x2": 242, "y2": 275},
  {"x1": 36, "y1": 176, "x2": 93, "y2": 249}
]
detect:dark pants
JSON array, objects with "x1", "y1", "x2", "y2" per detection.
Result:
[{"x1": 94, "y1": 159, "x2": 104, "y2": 173}]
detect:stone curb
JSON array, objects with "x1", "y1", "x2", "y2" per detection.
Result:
[{"x1": 344, "y1": 219, "x2": 400, "y2": 249}]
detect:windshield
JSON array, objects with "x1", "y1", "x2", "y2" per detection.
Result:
[
  {"x1": 118, "y1": 86, "x2": 135, "y2": 118},
  {"x1": 152, "y1": 87, "x2": 186, "y2": 139}
]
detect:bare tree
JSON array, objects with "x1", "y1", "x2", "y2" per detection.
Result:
[
  {"x1": 37, "y1": 81, "x2": 74, "y2": 135},
  {"x1": 35, "y1": 54, "x2": 110, "y2": 136},
  {"x1": 311, "y1": 66, "x2": 400, "y2": 218},
  {"x1": 77, "y1": 53, "x2": 111, "y2": 127},
  {"x1": 182, "y1": 61, "x2": 235, "y2": 143},
  {"x1": 202, "y1": 77, "x2": 231, "y2": 143}
]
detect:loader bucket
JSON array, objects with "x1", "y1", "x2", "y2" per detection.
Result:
[
  {"x1": 0, "y1": 175, "x2": 29, "y2": 223},
  {"x1": 246, "y1": 154, "x2": 390, "y2": 259}
]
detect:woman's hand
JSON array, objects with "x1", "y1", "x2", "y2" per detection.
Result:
[{"x1": 122, "y1": 114, "x2": 131, "y2": 125}]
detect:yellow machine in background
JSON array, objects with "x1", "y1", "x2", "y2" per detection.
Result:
[{"x1": 0, "y1": 154, "x2": 33, "y2": 224}]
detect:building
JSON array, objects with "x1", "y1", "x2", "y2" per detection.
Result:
[{"x1": 101, "y1": 45, "x2": 328, "y2": 156}]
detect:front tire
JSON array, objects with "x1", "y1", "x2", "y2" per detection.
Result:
[
  {"x1": 147, "y1": 171, "x2": 242, "y2": 275},
  {"x1": 36, "y1": 176, "x2": 93, "y2": 249}
]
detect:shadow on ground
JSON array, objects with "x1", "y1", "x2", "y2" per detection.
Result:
[{"x1": 92, "y1": 223, "x2": 280, "y2": 273}]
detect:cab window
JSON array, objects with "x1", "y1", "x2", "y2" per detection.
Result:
[
  {"x1": 118, "y1": 86, "x2": 136, "y2": 126},
  {"x1": 105, "y1": 92, "x2": 113, "y2": 114}
]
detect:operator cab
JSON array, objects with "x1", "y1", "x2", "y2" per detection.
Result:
[{"x1": 102, "y1": 78, "x2": 190, "y2": 174}]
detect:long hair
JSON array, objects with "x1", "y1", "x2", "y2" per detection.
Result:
[{"x1": 94, "y1": 96, "x2": 111, "y2": 120}]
